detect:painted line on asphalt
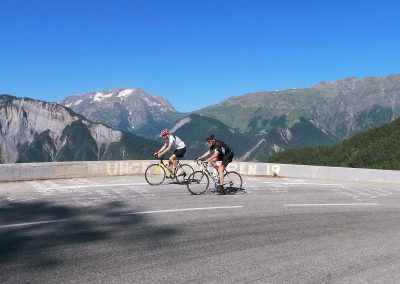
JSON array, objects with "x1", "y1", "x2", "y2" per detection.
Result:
[
  {"x1": 262, "y1": 182, "x2": 342, "y2": 186},
  {"x1": 35, "y1": 183, "x2": 149, "y2": 190},
  {"x1": 283, "y1": 203, "x2": 381, "y2": 207},
  {"x1": 121, "y1": 206, "x2": 244, "y2": 215},
  {"x1": 0, "y1": 219, "x2": 68, "y2": 229}
]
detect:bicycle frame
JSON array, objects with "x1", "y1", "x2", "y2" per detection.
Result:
[
  {"x1": 155, "y1": 157, "x2": 178, "y2": 178},
  {"x1": 198, "y1": 161, "x2": 224, "y2": 184}
]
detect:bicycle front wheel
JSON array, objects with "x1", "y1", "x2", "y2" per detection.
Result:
[
  {"x1": 187, "y1": 171, "x2": 209, "y2": 195},
  {"x1": 174, "y1": 164, "x2": 194, "y2": 184},
  {"x1": 145, "y1": 164, "x2": 166, "y2": 185},
  {"x1": 224, "y1": 171, "x2": 242, "y2": 192}
]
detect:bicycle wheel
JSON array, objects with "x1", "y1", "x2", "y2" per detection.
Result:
[
  {"x1": 145, "y1": 164, "x2": 166, "y2": 185},
  {"x1": 174, "y1": 164, "x2": 194, "y2": 184},
  {"x1": 224, "y1": 171, "x2": 242, "y2": 192},
  {"x1": 187, "y1": 171, "x2": 209, "y2": 195}
]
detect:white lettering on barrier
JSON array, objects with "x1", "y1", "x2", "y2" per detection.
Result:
[
  {"x1": 107, "y1": 161, "x2": 147, "y2": 175},
  {"x1": 142, "y1": 161, "x2": 152, "y2": 174},
  {"x1": 107, "y1": 161, "x2": 280, "y2": 177},
  {"x1": 227, "y1": 163, "x2": 237, "y2": 172},
  {"x1": 271, "y1": 164, "x2": 280, "y2": 176},
  {"x1": 265, "y1": 164, "x2": 280, "y2": 176},
  {"x1": 120, "y1": 162, "x2": 141, "y2": 175},
  {"x1": 107, "y1": 163, "x2": 118, "y2": 175},
  {"x1": 240, "y1": 164, "x2": 247, "y2": 174},
  {"x1": 247, "y1": 164, "x2": 257, "y2": 175}
]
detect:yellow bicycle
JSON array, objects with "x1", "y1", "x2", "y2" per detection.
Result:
[{"x1": 145, "y1": 156, "x2": 194, "y2": 185}]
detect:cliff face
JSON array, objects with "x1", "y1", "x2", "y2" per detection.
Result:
[{"x1": 0, "y1": 95, "x2": 160, "y2": 163}]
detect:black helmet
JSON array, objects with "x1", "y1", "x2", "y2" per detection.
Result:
[{"x1": 206, "y1": 134, "x2": 216, "y2": 141}]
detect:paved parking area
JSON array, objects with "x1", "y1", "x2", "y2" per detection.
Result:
[{"x1": 1, "y1": 175, "x2": 400, "y2": 283}]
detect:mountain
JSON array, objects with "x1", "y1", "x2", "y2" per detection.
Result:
[
  {"x1": 0, "y1": 95, "x2": 161, "y2": 163},
  {"x1": 55, "y1": 74, "x2": 400, "y2": 162},
  {"x1": 197, "y1": 74, "x2": 400, "y2": 141},
  {"x1": 60, "y1": 88, "x2": 184, "y2": 137},
  {"x1": 168, "y1": 114, "x2": 335, "y2": 161},
  {"x1": 267, "y1": 116, "x2": 400, "y2": 170},
  {"x1": 168, "y1": 113, "x2": 257, "y2": 160}
]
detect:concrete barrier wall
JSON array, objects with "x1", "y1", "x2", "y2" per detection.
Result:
[{"x1": 0, "y1": 160, "x2": 399, "y2": 184}]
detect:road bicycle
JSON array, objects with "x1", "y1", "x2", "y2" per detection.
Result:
[
  {"x1": 144, "y1": 156, "x2": 194, "y2": 185},
  {"x1": 186, "y1": 160, "x2": 243, "y2": 195}
]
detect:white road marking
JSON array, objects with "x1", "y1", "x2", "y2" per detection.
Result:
[
  {"x1": 34, "y1": 183, "x2": 148, "y2": 190},
  {"x1": 262, "y1": 181, "x2": 342, "y2": 186},
  {"x1": 121, "y1": 206, "x2": 244, "y2": 215},
  {"x1": 0, "y1": 219, "x2": 68, "y2": 229},
  {"x1": 284, "y1": 203, "x2": 381, "y2": 207}
]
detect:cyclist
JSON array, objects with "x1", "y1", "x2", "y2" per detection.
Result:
[
  {"x1": 196, "y1": 134, "x2": 234, "y2": 195},
  {"x1": 154, "y1": 129, "x2": 187, "y2": 178}
]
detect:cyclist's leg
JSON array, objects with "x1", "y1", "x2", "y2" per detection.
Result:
[
  {"x1": 174, "y1": 148, "x2": 187, "y2": 176},
  {"x1": 210, "y1": 155, "x2": 220, "y2": 172},
  {"x1": 219, "y1": 152, "x2": 234, "y2": 188},
  {"x1": 169, "y1": 154, "x2": 178, "y2": 172},
  {"x1": 218, "y1": 163, "x2": 226, "y2": 187}
]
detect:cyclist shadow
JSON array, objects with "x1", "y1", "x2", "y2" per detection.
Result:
[
  {"x1": 226, "y1": 187, "x2": 246, "y2": 194},
  {"x1": 166, "y1": 176, "x2": 191, "y2": 186},
  {"x1": 208, "y1": 186, "x2": 246, "y2": 195}
]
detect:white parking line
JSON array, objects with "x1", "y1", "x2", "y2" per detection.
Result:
[
  {"x1": 121, "y1": 206, "x2": 244, "y2": 215},
  {"x1": 0, "y1": 219, "x2": 68, "y2": 229},
  {"x1": 262, "y1": 182, "x2": 342, "y2": 186},
  {"x1": 33, "y1": 183, "x2": 149, "y2": 190},
  {"x1": 284, "y1": 203, "x2": 380, "y2": 207}
]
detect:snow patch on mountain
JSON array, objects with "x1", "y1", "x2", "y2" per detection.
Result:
[
  {"x1": 117, "y1": 89, "x2": 135, "y2": 99},
  {"x1": 239, "y1": 138, "x2": 266, "y2": 161},
  {"x1": 93, "y1": 92, "x2": 113, "y2": 102},
  {"x1": 170, "y1": 116, "x2": 192, "y2": 133}
]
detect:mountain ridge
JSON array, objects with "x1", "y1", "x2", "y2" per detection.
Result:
[
  {"x1": 196, "y1": 74, "x2": 400, "y2": 140},
  {"x1": 60, "y1": 88, "x2": 184, "y2": 137},
  {"x1": 0, "y1": 95, "x2": 161, "y2": 163}
]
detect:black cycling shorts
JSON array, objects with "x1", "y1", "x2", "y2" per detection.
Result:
[
  {"x1": 173, "y1": 147, "x2": 186, "y2": 158},
  {"x1": 218, "y1": 151, "x2": 234, "y2": 166}
]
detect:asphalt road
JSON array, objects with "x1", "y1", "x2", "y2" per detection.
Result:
[{"x1": 1, "y1": 175, "x2": 400, "y2": 283}]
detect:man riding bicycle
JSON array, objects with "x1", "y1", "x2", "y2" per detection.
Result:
[
  {"x1": 154, "y1": 129, "x2": 187, "y2": 178},
  {"x1": 196, "y1": 134, "x2": 234, "y2": 195}
]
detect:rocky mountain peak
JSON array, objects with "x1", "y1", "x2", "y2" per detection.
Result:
[{"x1": 60, "y1": 87, "x2": 183, "y2": 137}]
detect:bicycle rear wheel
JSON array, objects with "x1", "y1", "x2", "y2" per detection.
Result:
[
  {"x1": 186, "y1": 171, "x2": 209, "y2": 195},
  {"x1": 174, "y1": 164, "x2": 194, "y2": 184},
  {"x1": 145, "y1": 164, "x2": 166, "y2": 185},
  {"x1": 224, "y1": 171, "x2": 242, "y2": 192}
]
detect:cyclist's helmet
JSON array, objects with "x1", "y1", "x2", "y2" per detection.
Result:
[{"x1": 160, "y1": 129, "x2": 169, "y2": 138}]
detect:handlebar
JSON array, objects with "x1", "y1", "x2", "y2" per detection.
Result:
[
  {"x1": 154, "y1": 154, "x2": 166, "y2": 160},
  {"x1": 196, "y1": 159, "x2": 209, "y2": 167}
]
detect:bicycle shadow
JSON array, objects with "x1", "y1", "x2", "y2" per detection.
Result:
[{"x1": 226, "y1": 187, "x2": 246, "y2": 194}]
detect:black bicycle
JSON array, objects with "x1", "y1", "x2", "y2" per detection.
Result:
[
  {"x1": 145, "y1": 156, "x2": 194, "y2": 185},
  {"x1": 186, "y1": 160, "x2": 243, "y2": 195}
]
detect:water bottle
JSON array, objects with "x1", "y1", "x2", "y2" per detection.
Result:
[{"x1": 211, "y1": 172, "x2": 219, "y2": 182}]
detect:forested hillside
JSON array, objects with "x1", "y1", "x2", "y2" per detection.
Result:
[{"x1": 267, "y1": 117, "x2": 400, "y2": 170}]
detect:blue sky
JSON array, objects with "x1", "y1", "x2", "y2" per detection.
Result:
[{"x1": 1, "y1": 0, "x2": 400, "y2": 112}]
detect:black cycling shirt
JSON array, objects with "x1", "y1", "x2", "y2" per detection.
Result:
[{"x1": 210, "y1": 140, "x2": 232, "y2": 155}]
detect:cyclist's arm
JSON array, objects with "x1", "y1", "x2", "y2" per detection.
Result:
[
  {"x1": 156, "y1": 143, "x2": 168, "y2": 156},
  {"x1": 206, "y1": 150, "x2": 218, "y2": 162},
  {"x1": 197, "y1": 150, "x2": 211, "y2": 160},
  {"x1": 158, "y1": 143, "x2": 172, "y2": 157}
]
